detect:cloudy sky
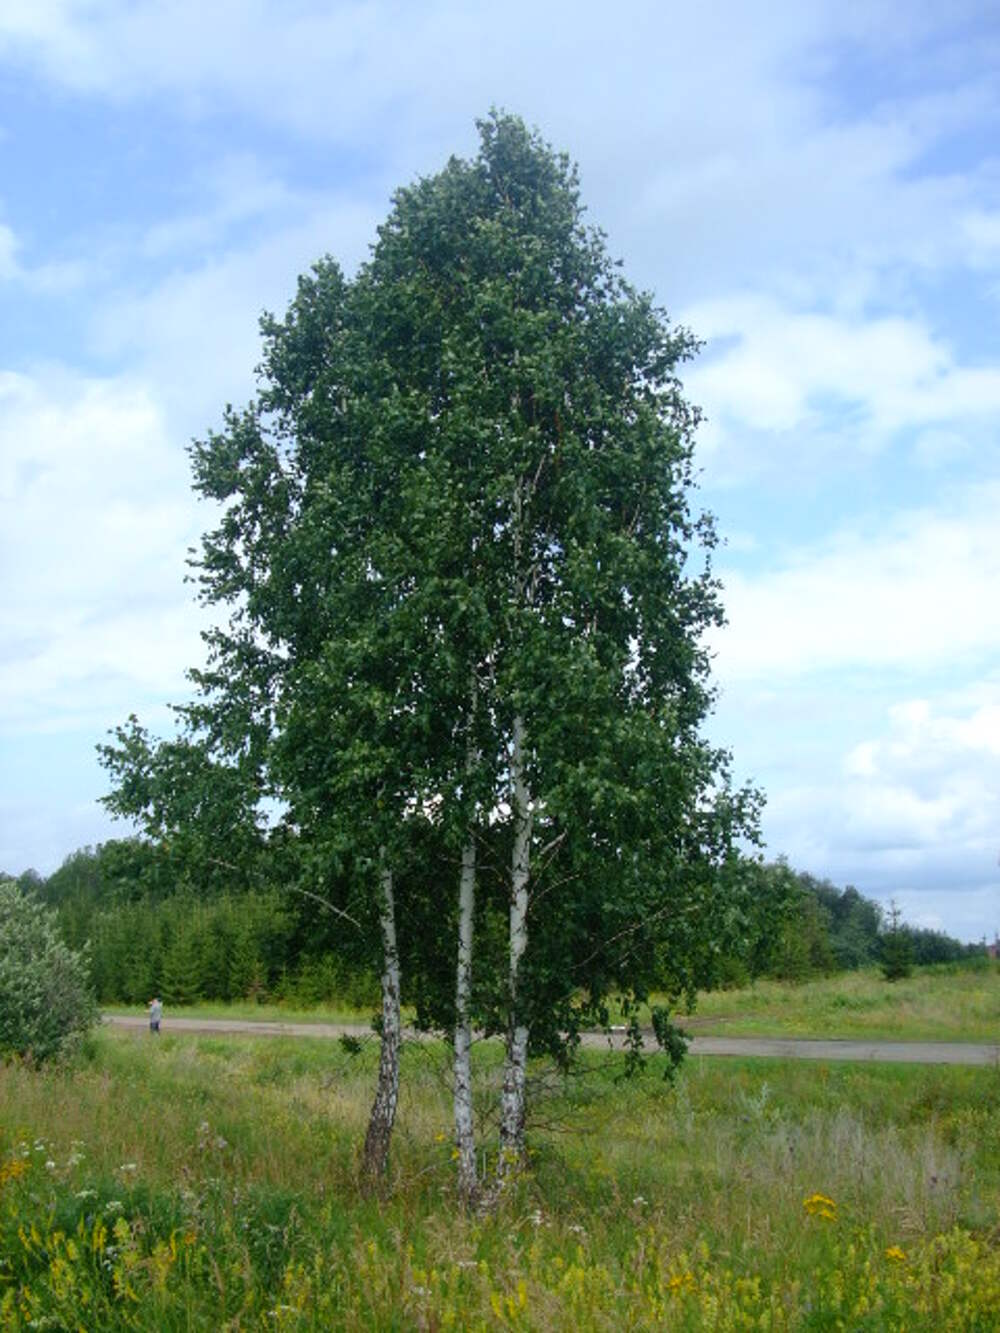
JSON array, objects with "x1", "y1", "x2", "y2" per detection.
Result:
[{"x1": 1, "y1": 1, "x2": 998, "y2": 939}]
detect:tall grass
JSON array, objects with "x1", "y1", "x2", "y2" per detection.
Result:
[{"x1": 1, "y1": 1033, "x2": 999, "y2": 1328}]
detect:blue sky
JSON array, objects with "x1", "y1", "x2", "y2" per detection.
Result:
[{"x1": 1, "y1": 1, "x2": 998, "y2": 940}]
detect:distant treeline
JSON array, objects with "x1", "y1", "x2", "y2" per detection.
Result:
[
  {"x1": 2, "y1": 842, "x2": 984, "y2": 1007},
  {"x1": 723, "y1": 858, "x2": 984, "y2": 987}
]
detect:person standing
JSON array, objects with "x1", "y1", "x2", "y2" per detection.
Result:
[{"x1": 149, "y1": 996, "x2": 163, "y2": 1035}]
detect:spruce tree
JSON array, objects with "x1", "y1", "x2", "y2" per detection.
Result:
[{"x1": 881, "y1": 901, "x2": 914, "y2": 982}]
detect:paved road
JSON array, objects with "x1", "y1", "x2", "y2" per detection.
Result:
[
  {"x1": 102, "y1": 1015, "x2": 1000, "y2": 1065},
  {"x1": 682, "y1": 1036, "x2": 999, "y2": 1065}
]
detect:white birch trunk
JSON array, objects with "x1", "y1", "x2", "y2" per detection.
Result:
[
  {"x1": 362, "y1": 855, "x2": 401, "y2": 1185},
  {"x1": 453, "y1": 831, "x2": 477, "y2": 1203},
  {"x1": 498, "y1": 711, "x2": 532, "y2": 1178}
]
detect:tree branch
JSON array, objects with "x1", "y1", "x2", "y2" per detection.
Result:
[{"x1": 288, "y1": 884, "x2": 363, "y2": 932}]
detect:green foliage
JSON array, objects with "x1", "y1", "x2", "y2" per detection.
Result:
[
  {"x1": 0, "y1": 882, "x2": 98, "y2": 1063},
  {"x1": 903, "y1": 925, "x2": 974, "y2": 966},
  {"x1": 816, "y1": 881, "x2": 883, "y2": 970},
  {"x1": 773, "y1": 889, "x2": 837, "y2": 982},
  {"x1": 282, "y1": 952, "x2": 379, "y2": 1010},
  {"x1": 323, "y1": 109, "x2": 759, "y2": 1047},
  {"x1": 97, "y1": 717, "x2": 268, "y2": 894},
  {"x1": 723, "y1": 858, "x2": 835, "y2": 984}
]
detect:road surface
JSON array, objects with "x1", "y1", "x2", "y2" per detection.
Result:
[{"x1": 102, "y1": 1015, "x2": 1000, "y2": 1065}]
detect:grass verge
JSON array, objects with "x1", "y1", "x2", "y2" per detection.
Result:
[{"x1": 100, "y1": 999, "x2": 382, "y2": 1027}]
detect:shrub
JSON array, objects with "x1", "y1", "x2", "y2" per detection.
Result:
[{"x1": 0, "y1": 881, "x2": 99, "y2": 1062}]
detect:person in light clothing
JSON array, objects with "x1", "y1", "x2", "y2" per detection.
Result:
[{"x1": 149, "y1": 997, "x2": 162, "y2": 1034}]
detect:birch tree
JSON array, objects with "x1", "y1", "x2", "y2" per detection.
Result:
[
  {"x1": 101, "y1": 112, "x2": 756, "y2": 1199},
  {"x1": 101, "y1": 256, "x2": 470, "y2": 1185},
  {"x1": 357, "y1": 114, "x2": 756, "y2": 1188}
]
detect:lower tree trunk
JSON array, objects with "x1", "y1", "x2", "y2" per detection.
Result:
[
  {"x1": 453, "y1": 832, "x2": 477, "y2": 1204},
  {"x1": 362, "y1": 856, "x2": 400, "y2": 1187},
  {"x1": 497, "y1": 712, "x2": 532, "y2": 1184}
]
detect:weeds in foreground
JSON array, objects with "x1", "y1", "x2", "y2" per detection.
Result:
[{"x1": 1, "y1": 1035, "x2": 998, "y2": 1329}]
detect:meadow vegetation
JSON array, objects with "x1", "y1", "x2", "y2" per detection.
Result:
[
  {"x1": 686, "y1": 961, "x2": 1000, "y2": 1044},
  {"x1": 2, "y1": 1029, "x2": 999, "y2": 1328}
]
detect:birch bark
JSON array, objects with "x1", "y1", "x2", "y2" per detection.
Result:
[
  {"x1": 453, "y1": 669, "x2": 481, "y2": 1203},
  {"x1": 497, "y1": 711, "x2": 532, "y2": 1178},
  {"x1": 453, "y1": 830, "x2": 477, "y2": 1202},
  {"x1": 362, "y1": 855, "x2": 401, "y2": 1185}
]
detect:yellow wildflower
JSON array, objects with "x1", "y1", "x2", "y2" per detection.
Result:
[
  {"x1": 0, "y1": 1158, "x2": 28, "y2": 1186},
  {"x1": 803, "y1": 1192, "x2": 836, "y2": 1210},
  {"x1": 804, "y1": 1192, "x2": 838, "y2": 1220}
]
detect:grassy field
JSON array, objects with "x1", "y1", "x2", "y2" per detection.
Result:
[
  {"x1": 682, "y1": 962, "x2": 1000, "y2": 1043},
  {"x1": 2, "y1": 1027, "x2": 1000, "y2": 1329}
]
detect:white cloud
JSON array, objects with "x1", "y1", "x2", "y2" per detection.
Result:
[
  {"x1": 0, "y1": 223, "x2": 19, "y2": 279},
  {"x1": 0, "y1": 368, "x2": 205, "y2": 734},
  {"x1": 709, "y1": 676, "x2": 1000, "y2": 940},
  {"x1": 137, "y1": 154, "x2": 299, "y2": 261},
  {"x1": 685, "y1": 298, "x2": 1000, "y2": 447},
  {"x1": 962, "y1": 210, "x2": 1000, "y2": 261},
  {"x1": 0, "y1": 785, "x2": 122, "y2": 876},
  {"x1": 711, "y1": 483, "x2": 1000, "y2": 680},
  {"x1": 839, "y1": 696, "x2": 1000, "y2": 860},
  {"x1": 89, "y1": 191, "x2": 381, "y2": 435},
  {"x1": 0, "y1": 216, "x2": 95, "y2": 293},
  {"x1": 848, "y1": 697, "x2": 1000, "y2": 772},
  {"x1": 1, "y1": 2, "x2": 996, "y2": 305}
]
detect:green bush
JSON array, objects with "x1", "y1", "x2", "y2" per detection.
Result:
[{"x1": 0, "y1": 882, "x2": 99, "y2": 1062}]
